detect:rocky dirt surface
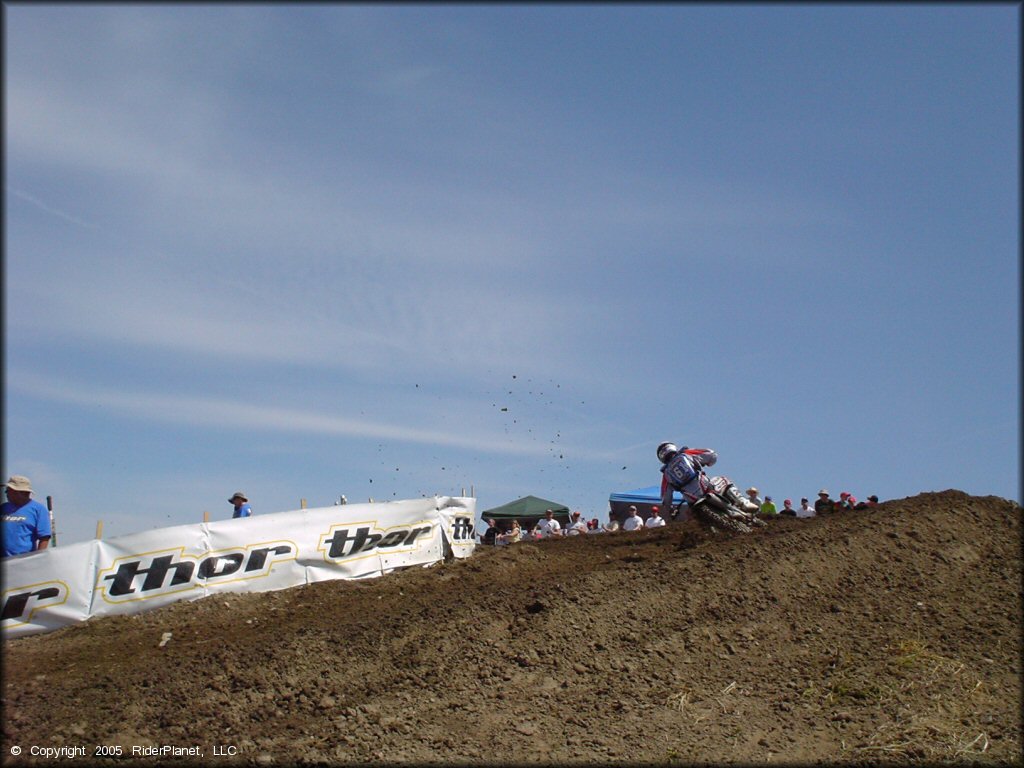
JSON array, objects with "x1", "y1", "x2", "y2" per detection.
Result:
[{"x1": 2, "y1": 490, "x2": 1021, "y2": 766}]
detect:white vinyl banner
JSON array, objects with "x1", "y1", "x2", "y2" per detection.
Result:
[{"x1": 2, "y1": 496, "x2": 475, "y2": 638}]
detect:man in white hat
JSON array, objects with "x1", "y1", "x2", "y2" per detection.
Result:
[
  {"x1": 228, "y1": 492, "x2": 252, "y2": 519},
  {"x1": 2, "y1": 475, "x2": 52, "y2": 557},
  {"x1": 745, "y1": 487, "x2": 763, "y2": 509},
  {"x1": 814, "y1": 489, "x2": 833, "y2": 515}
]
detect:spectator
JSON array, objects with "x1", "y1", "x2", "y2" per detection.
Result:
[
  {"x1": 798, "y1": 498, "x2": 814, "y2": 517},
  {"x1": 622, "y1": 505, "x2": 644, "y2": 532},
  {"x1": 746, "y1": 487, "x2": 763, "y2": 509},
  {"x1": 229, "y1": 492, "x2": 253, "y2": 519},
  {"x1": 759, "y1": 496, "x2": 778, "y2": 518},
  {"x1": 814, "y1": 490, "x2": 833, "y2": 515},
  {"x1": 645, "y1": 508, "x2": 667, "y2": 528},
  {"x1": 586, "y1": 518, "x2": 605, "y2": 534},
  {"x1": 498, "y1": 519, "x2": 521, "y2": 545},
  {"x1": 834, "y1": 492, "x2": 856, "y2": 511},
  {"x1": 535, "y1": 509, "x2": 563, "y2": 538},
  {"x1": 481, "y1": 518, "x2": 500, "y2": 545},
  {"x1": 855, "y1": 495, "x2": 879, "y2": 510},
  {"x1": 603, "y1": 518, "x2": 621, "y2": 533},
  {"x1": 2, "y1": 475, "x2": 52, "y2": 557},
  {"x1": 566, "y1": 511, "x2": 588, "y2": 536},
  {"x1": 780, "y1": 498, "x2": 797, "y2": 517}
]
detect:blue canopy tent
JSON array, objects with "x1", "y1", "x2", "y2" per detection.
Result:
[{"x1": 608, "y1": 485, "x2": 684, "y2": 523}]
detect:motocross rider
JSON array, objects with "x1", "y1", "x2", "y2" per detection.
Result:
[{"x1": 657, "y1": 442, "x2": 760, "y2": 518}]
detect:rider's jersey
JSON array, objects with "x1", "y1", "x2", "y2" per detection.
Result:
[{"x1": 661, "y1": 448, "x2": 718, "y2": 508}]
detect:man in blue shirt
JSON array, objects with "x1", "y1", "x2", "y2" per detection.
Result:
[
  {"x1": 229, "y1": 492, "x2": 253, "y2": 518},
  {"x1": 2, "y1": 475, "x2": 52, "y2": 557}
]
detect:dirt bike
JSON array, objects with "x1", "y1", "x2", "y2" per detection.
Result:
[{"x1": 672, "y1": 473, "x2": 766, "y2": 534}]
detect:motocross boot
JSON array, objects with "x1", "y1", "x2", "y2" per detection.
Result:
[{"x1": 725, "y1": 484, "x2": 760, "y2": 515}]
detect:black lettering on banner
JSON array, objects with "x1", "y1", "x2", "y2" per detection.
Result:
[
  {"x1": 98, "y1": 543, "x2": 295, "y2": 601},
  {"x1": 319, "y1": 522, "x2": 434, "y2": 561},
  {"x1": 451, "y1": 516, "x2": 474, "y2": 541},
  {"x1": 245, "y1": 545, "x2": 293, "y2": 572},
  {"x1": 197, "y1": 552, "x2": 244, "y2": 579},
  {"x1": 2, "y1": 583, "x2": 67, "y2": 624}
]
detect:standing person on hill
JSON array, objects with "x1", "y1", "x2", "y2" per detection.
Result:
[
  {"x1": 780, "y1": 499, "x2": 797, "y2": 517},
  {"x1": 814, "y1": 490, "x2": 833, "y2": 515},
  {"x1": 834, "y1": 492, "x2": 856, "y2": 511},
  {"x1": 566, "y1": 511, "x2": 588, "y2": 536},
  {"x1": 759, "y1": 496, "x2": 778, "y2": 518},
  {"x1": 622, "y1": 506, "x2": 645, "y2": 531},
  {"x1": 481, "y1": 518, "x2": 500, "y2": 545},
  {"x1": 499, "y1": 519, "x2": 522, "y2": 544},
  {"x1": 229, "y1": 492, "x2": 253, "y2": 519},
  {"x1": 745, "y1": 487, "x2": 763, "y2": 510},
  {"x1": 798, "y1": 498, "x2": 815, "y2": 517},
  {"x1": 2, "y1": 475, "x2": 52, "y2": 557},
  {"x1": 535, "y1": 509, "x2": 563, "y2": 538},
  {"x1": 644, "y1": 507, "x2": 667, "y2": 528}
]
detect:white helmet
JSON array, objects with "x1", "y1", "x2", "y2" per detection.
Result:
[{"x1": 657, "y1": 442, "x2": 679, "y2": 463}]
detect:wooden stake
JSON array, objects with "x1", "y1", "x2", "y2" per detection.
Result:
[
  {"x1": 95, "y1": 520, "x2": 104, "y2": 540},
  {"x1": 203, "y1": 511, "x2": 210, "y2": 523},
  {"x1": 300, "y1": 498, "x2": 307, "y2": 509},
  {"x1": 46, "y1": 496, "x2": 57, "y2": 547}
]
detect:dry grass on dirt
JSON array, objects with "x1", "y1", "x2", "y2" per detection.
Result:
[{"x1": 2, "y1": 490, "x2": 1021, "y2": 766}]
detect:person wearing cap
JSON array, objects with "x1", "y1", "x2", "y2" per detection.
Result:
[
  {"x1": 834, "y1": 491, "x2": 857, "y2": 511},
  {"x1": 566, "y1": 510, "x2": 588, "y2": 536},
  {"x1": 644, "y1": 507, "x2": 666, "y2": 528},
  {"x1": 780, "y1": 498, "x2": 797, "y2": 517},
  {"x1": 814, "y1": 489, "x2": 833, "y2": 515},
  {"x1": 855, "y1": 495, "x2": 879, "y2": 510},
  {"x1": 622, "y1": 505, "x2": 645, "y2": 532},
  {"x1": 535, "y1": 509, "x2": 562, "y2": 538},
  {"x1": 798, "y1": 498, "x2": 814, "y2": 517},
  {"x1": 229, "y1": 492, "x2": 253, "y2": 519},
  {"x1": 759, "y1": 495, "x2": 778, "y2": 518},
  {"x1": 2, "y1": 475, "x2": 52, "y2": 557}
]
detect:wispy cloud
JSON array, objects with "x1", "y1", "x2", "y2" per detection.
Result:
[{"x1": 7, "y1": 187, "x2": 104, "y2": 232}]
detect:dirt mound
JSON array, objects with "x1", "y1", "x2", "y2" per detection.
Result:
[{"x1": 3, "y1": 490, "x2": 1021, "y2": 765}]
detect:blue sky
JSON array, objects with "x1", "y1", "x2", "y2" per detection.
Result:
[{"x1": 4, "y1": 4, "x2": 1019, "y2": 546}]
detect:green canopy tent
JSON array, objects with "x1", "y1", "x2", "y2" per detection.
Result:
[{"x1": 480, "y1": 495, "x2": 571, "y2": 532}]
